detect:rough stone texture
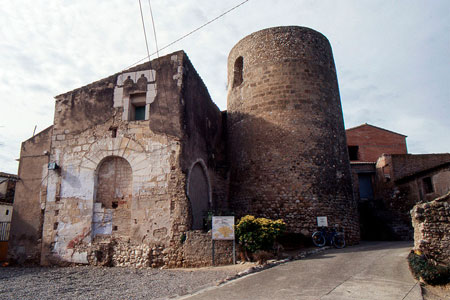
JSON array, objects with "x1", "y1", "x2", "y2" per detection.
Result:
[
  {"x1": 10, "y1": 51, "x2": 226, "y2": 268},
  {"x1": 8, "y1": 126, "x2": 53, "y2": 264},
  {"x1": 346, "y1": 124, "x2": 407, "y2": 162},
  {"x1": 10, "y1": 27, "x2": 363, "y2": 267},
  {"x1": 226, "y1": 26, "x2": 359, "y2": 243},
  {"x1": 411, "y1": 192, "x2": 450, "y2": 264}
]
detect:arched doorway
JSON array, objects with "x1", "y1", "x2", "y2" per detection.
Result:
[
  {"x1": 187, "y1": 161, "x2": 211, "y2": 230},
  {"x1": 93, "y1": 156, "x2": 132, "y2": 239}
]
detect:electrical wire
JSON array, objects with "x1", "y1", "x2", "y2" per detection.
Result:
[
  {"x1": 124, "y1": 0, "x2": 250, "y2": 71},
  {"x1": 138, "y1": 0, "x2": 152, "y2": 64},
  {"x1": 148, "y1": 0, "x2": 160, "y2": 59}
]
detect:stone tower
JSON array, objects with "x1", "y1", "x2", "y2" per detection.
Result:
[{"x1": 227, "y1": 26, "x2": 359, "y2": 243}]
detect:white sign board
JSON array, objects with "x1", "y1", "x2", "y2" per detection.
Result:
[
  {"x1": 212, "y1": 216, "x2": 235, "y2": 240},
  {"x1": 317, "y1": 216, "x2": 328, "y2": 227}
]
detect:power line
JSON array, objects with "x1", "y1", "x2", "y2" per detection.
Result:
[
  {"x1": 147, "y1": 0, "x2": 160, "y2": 59},
  {"x1": 138, "y1": 0, "x2": 152, "y2": 64},
  {"x1": 124, "y1": 0, "x2": 250, "y2": 71}
]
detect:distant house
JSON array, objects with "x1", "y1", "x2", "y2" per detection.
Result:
[
  {"x1": 346, "y1": 123, "x2": 407, "y2": 163},
  {"x1": 0, "y1": 172, "x2": 17, "y2": 261},
  {"x1": 346, "y1": 124, "x2": 450, "y2": 241}
]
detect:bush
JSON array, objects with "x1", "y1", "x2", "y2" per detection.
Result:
[
  {"x1": 235, "y1": 215, "x2": 286, "y2": 254},
  {"x1": 408, "y1": 250, "x2": 450, "y2": 285}
]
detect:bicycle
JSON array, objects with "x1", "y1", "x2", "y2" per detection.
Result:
[{"x1": 312, "y1": 225, "x2": 346, "y2": 248}]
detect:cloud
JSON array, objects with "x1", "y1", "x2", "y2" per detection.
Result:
[{"x1": 0, "y1": 0, "x2": 449, "y2": 174}]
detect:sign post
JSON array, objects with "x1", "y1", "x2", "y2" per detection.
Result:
[{"x1": 211, "y1": 216, "x2": 235, "y2": 266}]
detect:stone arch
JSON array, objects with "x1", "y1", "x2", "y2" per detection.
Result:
[
  {"x1": 186, "y1": 159, "x2": 212, "y2": 230},
  {"x1": 92, "y1": 156, "x2": 132, "y2": 239}
]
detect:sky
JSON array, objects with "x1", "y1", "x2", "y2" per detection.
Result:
[{"x1": 0, "y1": 0, "x2": 449, "y2": 174}]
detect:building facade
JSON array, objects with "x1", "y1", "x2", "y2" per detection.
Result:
[{"x1": 10, "y1": 26, "x2": 360, "y2": 267}]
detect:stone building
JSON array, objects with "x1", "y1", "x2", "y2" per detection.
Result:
[
  {"x1": 227, "y1": 26, "x2": 359, "y2": 243},
  {"x1": 9, "y1": 26, "x2": 360, "y2": 267}
]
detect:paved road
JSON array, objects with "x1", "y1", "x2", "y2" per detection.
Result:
[{"x1": 182, "y1": 241, "x2": 422, "y2": 300}]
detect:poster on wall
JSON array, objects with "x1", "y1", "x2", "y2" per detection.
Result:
[{"x1": 212, "y1": 216, "x2": 235, "y2": 240}]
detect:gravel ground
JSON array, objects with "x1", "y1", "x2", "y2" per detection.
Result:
[{"x1": 0, "y1": 264, "x2": 253, "y2": 300}]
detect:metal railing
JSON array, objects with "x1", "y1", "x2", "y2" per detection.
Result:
[{"x1": 0, "y1": 222, "x2": 11, "y2": 242}]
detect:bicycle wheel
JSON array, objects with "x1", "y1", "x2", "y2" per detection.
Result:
[
  {"x1": 312, "y1": 231, "x2": 326, "y2": 247},
  {"x1": 332, "y1": 234, "x2": 346, "y2": 249}
]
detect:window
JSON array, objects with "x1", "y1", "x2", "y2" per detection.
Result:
[
  {"x1": 130, "y1": 93, "x2": 146, "y2": 121},
  {"x1": 233, "y1": 56, "x2": 243, "y2": 87},
  {"x1": 134, "y1": 105, "x2": 145, "y2": 121},
  {"x1": 5, "y1": 210, "x2": 9, "y2": 216},
  {"x1": 423, "y1": 177, "x2": 434, "y2": 194},
  {"x1": 348, "y1": 146, "x2": 359, "y2": 161}
]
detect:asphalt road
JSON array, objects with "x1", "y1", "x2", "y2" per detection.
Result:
[{"x1": 181, "y1": 241, "x2": 422, "y2": 300}]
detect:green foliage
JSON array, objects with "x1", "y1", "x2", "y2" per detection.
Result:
[
  {"x1": 235, "y1": 215, "x2": 286, "y2": 253},
  {"x1": 408, "y1": 251, "x2": 450, "y2": 285}
]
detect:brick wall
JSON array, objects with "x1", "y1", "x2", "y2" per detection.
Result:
[
  {"x1": 411, "y1": 192, "x2": 450, "y2": 264},
  {"x1": 389, "y1": 153, "x2": 450, "y2": 181},
  {"x1": 346, "y1": 124, "x2": 407, "y2": 162}
]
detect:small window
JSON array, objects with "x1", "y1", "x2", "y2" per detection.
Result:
[
  {"x1": 130, "y1": 93, "x2": 146, "y2": 121},
  {"x1": 134, "y1": 105, "x2": 145, "y2": 121},
  {"x1": 348, "y1": 146, "x2": 359, "y2": 161},
  {"x1": 423, "y1": 177, "x2": 434, "y2": 194},
  {"x1": 5, "y1": 210, "x2": 9, "y2": 216},
  {"x1": 233, "y1": 56, "x2": 243, "y2": 87}
]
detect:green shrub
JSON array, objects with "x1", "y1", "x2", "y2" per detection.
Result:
[
  {"x1": 407, "y1": 251, "x2": 450, "y2": 285},
  {"x1": 235, "y1": 215, "x2": 286, "y2": 253}
]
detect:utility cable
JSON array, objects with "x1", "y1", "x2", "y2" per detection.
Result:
[
  {"x1": 138, "y1": 0, "x2": 152, "y2": 63},
  {"x1": 148, "y1": 0, "x2": 160, "y2": 59},
  {"x1": 124, "y1": 0, "x2": 250, "y2": 71}
]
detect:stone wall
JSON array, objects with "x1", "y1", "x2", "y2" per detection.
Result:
[
  {"x1": 181, "y1": 231, "x2": 234, "y2": 267},
  {"x1": 411, "y1": 192, "x2": 450, "y2": 264},
  {"x1": 226, "y1": 26, "x2": 359, "y2": 243},
  {"x1": 39, "y1": 52, "x2": 187, "y2": 266},
  {"x1": 10, "y1": 50, "x2": 232, "y2": 268}
]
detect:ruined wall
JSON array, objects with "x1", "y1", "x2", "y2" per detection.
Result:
[
  {"x1": 39, "y1": 52, "x2": 189, "y2": 266},
  {"x1": 346, "y1": 124, "x2": 407, "y2": 162},
  {"x1": 227, "y1": 26, "x2": 359, "y2": 243},
  {"x1": 8, "y1": 126, "x2": 53, "y2": 264},
  {"x1": 411, "y1": 192, "x2": 450, "y2": 264},
  {"x1": 29, "y1": 51, "x2": 231, "y2": 268}
]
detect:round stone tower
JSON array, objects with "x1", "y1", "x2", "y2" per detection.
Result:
[{"x1": 227, "y1": 26, "x2": 359, "y2": 243}]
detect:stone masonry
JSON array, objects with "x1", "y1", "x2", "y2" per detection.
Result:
[
  {"x1": 227, "y1": 26, "x2": 359, "y2": 243},
  {"x1": 10, "y1": 26, "x2": 360, "y2": 267},
  {"x1": 411, "y1": 192, "x2": 450, "y2": 264}
]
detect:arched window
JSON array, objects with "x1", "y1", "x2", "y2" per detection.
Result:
[
  {"x1": 187, "y1": 161, "x2": 211, "y2": 230},
  {"x1": 93, "y1": 156, "x2": 132, "y2": 238},
  {"x1": 233, "y1": 56, "x2": 244, "y2": 88}
]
